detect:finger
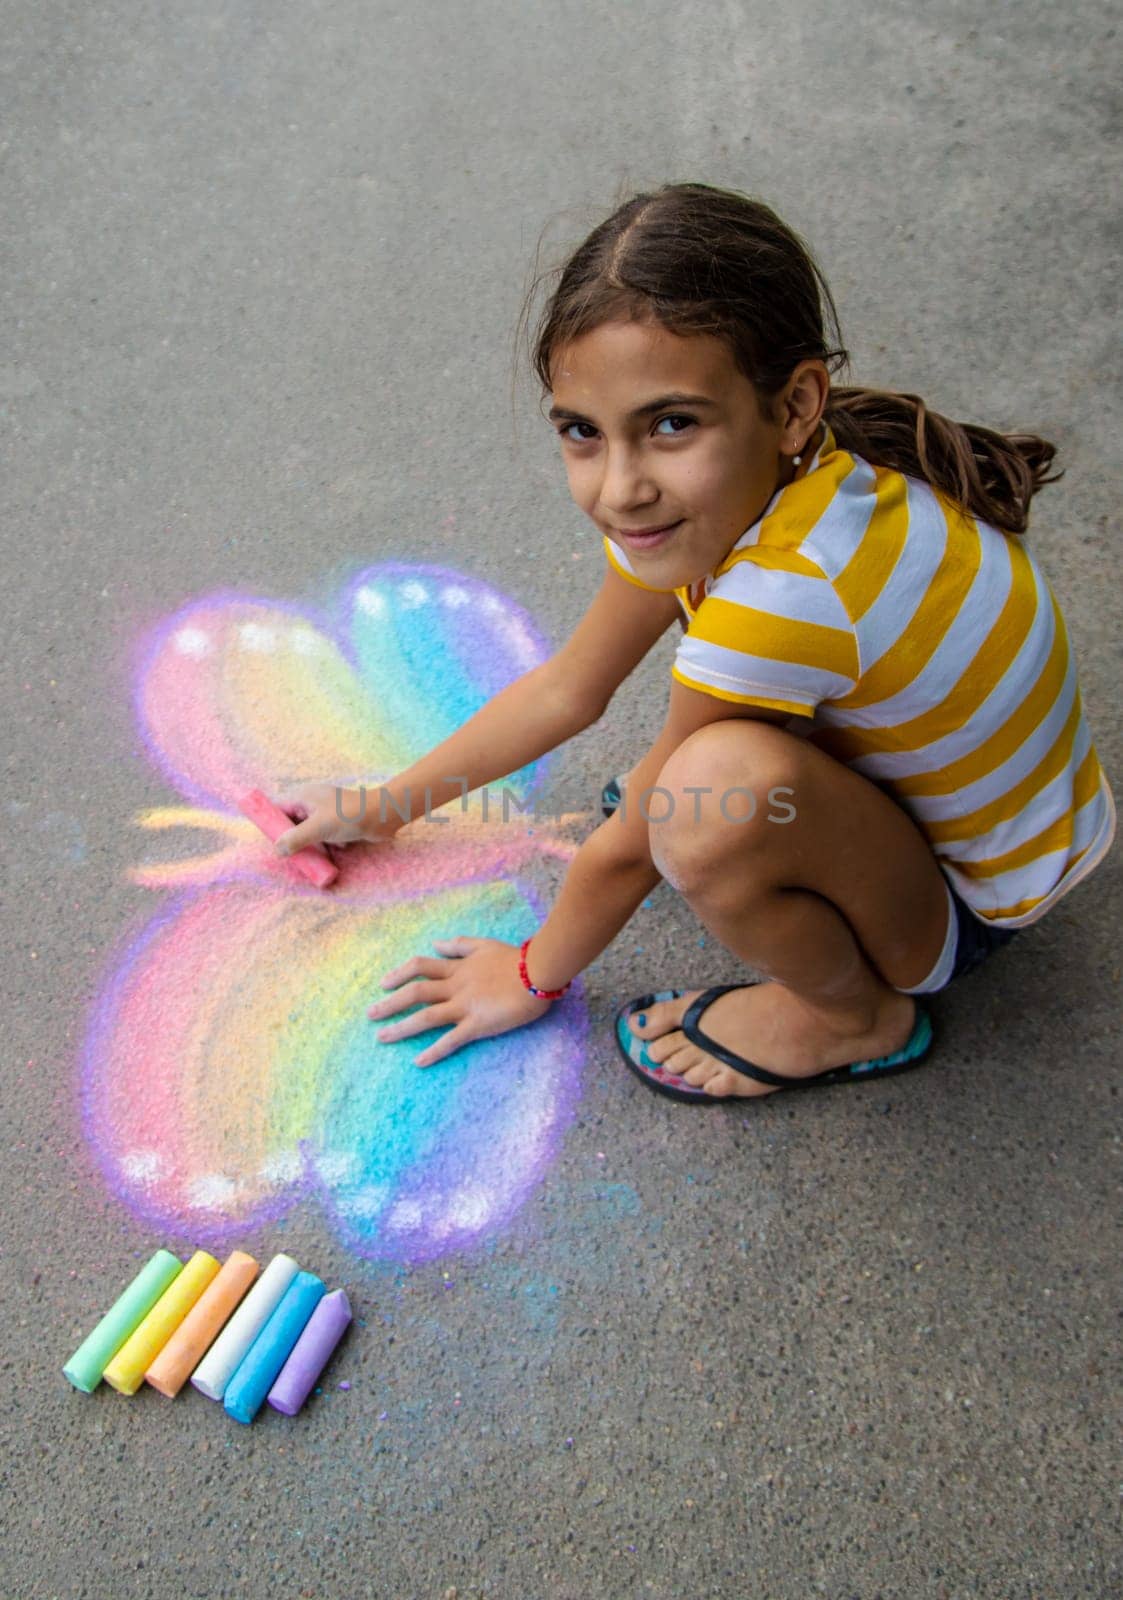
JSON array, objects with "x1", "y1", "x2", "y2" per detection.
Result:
[
  {"x1": 380, "y1": 955, "x2": 454, "y2": 988},
  {"x1": 274, "y1": 815, "x2": 331, "y2": 856},
  {"x1": 431, "y1": 937, "x2": 477, "y2": 957},
  {"x1": 368, "y1": 980, "x2": 447, "y2": 1020},
  {"x1": 273, "y1": 792, "x2": 310, "y2": 815},
  {"x1": 415, "y1": 1019, "x2": 478, "y2": 1068},
  {"x1": 274, "y1": 786, "x2": 319, "y2": 819},
  {"x1": 376, "y1": 1002, "x2": 459, "y2": 1044}
]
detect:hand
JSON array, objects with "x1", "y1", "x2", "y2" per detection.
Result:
[
  {"x1": 367, "y1": 936, "x2": 555, "y2": 1067},
  {"x1": 272, "y1": 782, "x2": 398, "y2": 856}
]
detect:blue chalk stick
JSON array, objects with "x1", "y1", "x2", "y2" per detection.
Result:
[{"x1": 223, "y1": 1271, "x2": 325, "y2": 1425}]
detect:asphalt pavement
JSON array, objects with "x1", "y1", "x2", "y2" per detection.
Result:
[{"x1": 2, "y1": 3, "x2": 1119, "y2": 1596}]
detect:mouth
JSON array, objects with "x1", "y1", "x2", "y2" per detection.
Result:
[{"x1": 615, "y1": 520, "x2": 683, "y2": 552}]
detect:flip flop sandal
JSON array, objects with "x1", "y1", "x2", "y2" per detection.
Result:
[{"x1": 614, "y1": 984, "x2": 935, "y2": 1104}]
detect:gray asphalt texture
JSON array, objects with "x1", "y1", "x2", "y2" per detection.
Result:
[{"x1": 2, "y1": 3, "x2": 1120, "y2": 1597}]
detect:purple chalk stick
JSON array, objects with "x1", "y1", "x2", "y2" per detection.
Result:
[{"x1": 266, "y1": 1289, "x2": 352, "y2": 1416}]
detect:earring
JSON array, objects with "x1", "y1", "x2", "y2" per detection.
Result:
[{"x1": 792, "y1": 450, "x2": 802, "y2": 467}]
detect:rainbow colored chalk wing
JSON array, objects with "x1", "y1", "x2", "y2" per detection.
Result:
[
  {"x1": 83, "y1": 563, "x2": 588, "y2": 1264},
  {"x1": 132, "y1": 562, "x2": 550, "y2": 811}
]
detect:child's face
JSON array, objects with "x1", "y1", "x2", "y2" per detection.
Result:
[{"x1": 548, "y1": 319, "x2": 790, "y2": 590}]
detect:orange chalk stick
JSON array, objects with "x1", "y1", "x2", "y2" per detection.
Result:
[{"x1": 145, "y1": 1251, "x2": 260, "y2": 1398}]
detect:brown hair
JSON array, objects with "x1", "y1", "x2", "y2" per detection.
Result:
[{"x1": 515, "y1": 181, "x2": 1062, "y2": 536}]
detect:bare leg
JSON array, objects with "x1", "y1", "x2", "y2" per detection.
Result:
[{"x1": 629, "y1": 720, "x2": 951, "y2": 1097}]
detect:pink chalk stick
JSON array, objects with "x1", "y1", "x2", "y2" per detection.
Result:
[{"x1": 237, "y1": 789, "x2": 339, "y2": 888}]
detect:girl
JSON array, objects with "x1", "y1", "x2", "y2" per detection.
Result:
[{"x1": 274, "y1": 182, "x2": 1116, "y2": 1104}]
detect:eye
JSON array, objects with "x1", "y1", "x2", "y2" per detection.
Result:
[
  {"x1": 556, "y1": 421, "x2": 599, "y2": 443},
  {"x1": 554, "y1": 414, "x2": 697, "y2": 444}
]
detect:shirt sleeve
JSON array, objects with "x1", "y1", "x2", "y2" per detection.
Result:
[
  {"x1": 602, "y1": 535, "x2": 674, "y2": 593},
  {"x1": 672, "y1": 547, "x2": 859, "y2": 717}
]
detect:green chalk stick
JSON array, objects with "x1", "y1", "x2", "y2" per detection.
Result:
[{"x1": 63, "y1": 1250, "x2": 183, "y2": 1393}]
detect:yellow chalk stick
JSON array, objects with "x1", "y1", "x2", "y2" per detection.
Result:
[
  {"x1": 103, "y1": 1251, "x2": 221, "y2": 1395},
  {"x1": 144, "y1": 1251, "x2": 259, "y2": 1398}
]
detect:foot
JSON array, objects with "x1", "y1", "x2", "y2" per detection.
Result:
[{"x1": 627, "y1": 981, "x2": 918, "y2": 1098}]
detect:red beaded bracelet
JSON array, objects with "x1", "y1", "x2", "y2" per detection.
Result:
[{"x1": 517, "y1": 937, "x2": 570, "y2": 1000}]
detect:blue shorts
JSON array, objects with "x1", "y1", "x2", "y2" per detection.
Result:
[{"x1": 895, "y1": 873, "x2": 1019, "y2": 996}]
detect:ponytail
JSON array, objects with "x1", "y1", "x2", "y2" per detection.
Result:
[{"x1": 824, "y1": 386, "x2": 1062, "y2": 537}]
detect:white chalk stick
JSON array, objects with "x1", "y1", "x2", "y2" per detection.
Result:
[{"x1": 190, "y1": 1253, "x2": 299, "y2": 1401}]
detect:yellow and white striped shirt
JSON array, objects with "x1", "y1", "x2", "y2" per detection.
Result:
[{"x1": 603, "y1": 422, "x2": 1116, "y2": 927}]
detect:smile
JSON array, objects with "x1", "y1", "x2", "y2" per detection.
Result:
[{"x1": 616, "y1": 521, "x2": 682, "y2": 551}]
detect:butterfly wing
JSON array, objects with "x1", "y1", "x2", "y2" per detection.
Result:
[
  {"x1": 133, "y1": 564, "x2": 557, "y2": 813},
  {"x1": 310, "y1": 878, "x2": 586, "y2": 1263},
  {"x1": 133, "y1": 592, "x2": 404, "y2": 811},
  {"x1": 340, "y1": 562, "x2": 555, "y2": 800},
  {"x1": 82, "y1": 881, "x2": 585, "y2": 1262}
]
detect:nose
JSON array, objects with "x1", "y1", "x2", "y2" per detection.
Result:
[{"x1": 596, "y1": 444, "x2": 660, "y2": 519}]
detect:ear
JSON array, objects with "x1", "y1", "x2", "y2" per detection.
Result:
[{"x1": 779, "y1": 360, "x2": 829, "y2": 455}]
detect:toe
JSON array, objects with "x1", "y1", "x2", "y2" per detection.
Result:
[
  {"x1": 701, "y1": 1067, "x2": 739, "y2": 1098},
  {"x1": 659, "y1": 1041, "x2": 700, "y2": 1079},
  {"x1": 667, "y1": 1044, "x2": 726, "y2": 1089},
  {"x1": 645, "y1": 1029, "x2": 688, "y2": 1066},
  {"x1": 628, "y1": 991, "x2": 701, "y2": 1040}
]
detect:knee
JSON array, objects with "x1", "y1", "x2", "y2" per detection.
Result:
[{"x1": 645, "y1": 721, "x2": 802, "y2": 891}]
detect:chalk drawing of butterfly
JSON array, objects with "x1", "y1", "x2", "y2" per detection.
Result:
[{"x1": 81, "y1": 562, "x2": 590, "y2": 1264}]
